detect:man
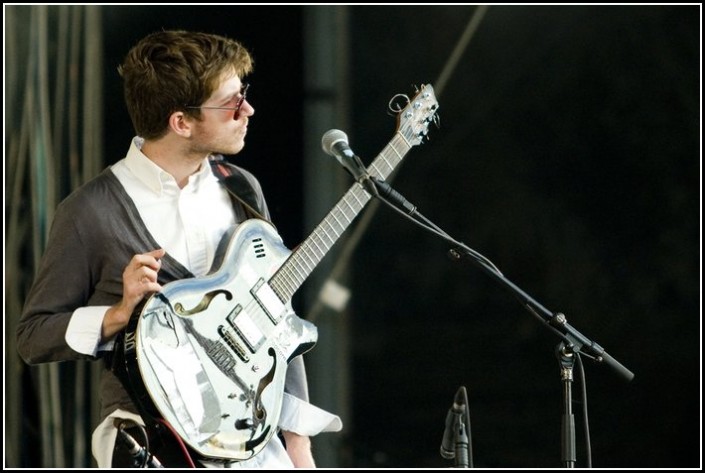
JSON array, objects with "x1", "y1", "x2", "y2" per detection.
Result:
[{"x1": 17, "y1": 30, "x2": 340, "y2": 468}]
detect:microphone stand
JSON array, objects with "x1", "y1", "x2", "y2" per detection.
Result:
[
  {"x1": 440, "y1": 386, "x2": 473, "y2": 468},
  {"x1": 557, "y1": 342, "x2": 576, "y2": 468},
  {"x1": 445, "y1": 245, "x2": 635, "y2": 383},
  {"x1": 454, "y1": 411, "x2": 470, "y2": 468},
  {"x1": 364, "y1": 176, "x2": 635, "y2": 467}
]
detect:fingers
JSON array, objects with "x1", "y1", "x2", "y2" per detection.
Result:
[
  {"x1": 107, "y1": 249, "x2": 167, "y2": 339},
  {"x1": 131, "y1": 248, "x2": 166, "y2": 272},
  {"x1": 122, "y1": 249, "x2": 165, "y2": 305},
  {"x1": 136, "y1": 265, "x2": 160, "y2": 286}
]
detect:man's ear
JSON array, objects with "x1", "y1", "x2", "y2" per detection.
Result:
[{"x1": 169, "y1": 111, "x2": 192, "y2": 137}]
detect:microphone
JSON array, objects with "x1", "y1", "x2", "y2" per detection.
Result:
[
  {"x1": 440, "y1": 386, "x2": 467, "y2": 460},
  {"x1": 321, "y1": 129, "x2": 378, "y2": 196},
  {"x1": 321, "y1": 128, "x2": 355, "y2": 158},
  {"x1": 115, "y1": 424, "x2": 164, "y2": 468}
]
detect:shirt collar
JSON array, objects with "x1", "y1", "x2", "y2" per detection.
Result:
[{"x1": 125, "y1": 136, "x2": 217, "y2": 195}]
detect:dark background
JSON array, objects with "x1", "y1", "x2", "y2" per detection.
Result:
[{"x1": 34, "y1": 4, "x2": 705, "y2": 468}]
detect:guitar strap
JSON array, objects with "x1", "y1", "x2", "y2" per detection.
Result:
[{"x1": 208, "y1": 155, "x2": 269, "y2": 222}]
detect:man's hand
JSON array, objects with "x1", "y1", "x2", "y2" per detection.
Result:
[
  {"x1": 282, "y1": 430, "x2": 315, "y2": 468},
  {"x1": 102, "y1": 248, "x2": 165, "y2": 341}
]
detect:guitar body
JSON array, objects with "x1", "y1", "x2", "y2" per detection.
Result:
[{"x1": 122, "y1": 219, "x2": 318, "y2": 462}]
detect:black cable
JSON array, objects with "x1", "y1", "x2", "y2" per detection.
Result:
[
  {"x1": 373, "y1": 189, "x2": 503, "y2": 276},
  {"x1": 115, "y1": 420, "x2": 162, "y2": 468},
  {"x1": 575, "y1": 354, "x2": 592, "y2": 468}
]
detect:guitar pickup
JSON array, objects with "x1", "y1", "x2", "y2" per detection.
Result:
[
  {"x1": 218, "y1": 325, "x2": 250, "y2": 362},
  {"x1": 226, "y1": 305, "x2": 264, "y2": 353},
  {"x1": 251, "y1": 278, "x2": 287, "y2": 324}
]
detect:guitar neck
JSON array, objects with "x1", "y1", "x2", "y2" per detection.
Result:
[{"x1": 269, "y1": 132, "x2": 413, "y2": 302}]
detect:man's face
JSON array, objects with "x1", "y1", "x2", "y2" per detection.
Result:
[{"x1": 188, "y1": 75, "x2": 254, "y2": 156}]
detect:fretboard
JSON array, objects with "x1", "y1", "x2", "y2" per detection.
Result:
[{"x1": 269, "y1": 132, "x2": 412, "y2": 302}]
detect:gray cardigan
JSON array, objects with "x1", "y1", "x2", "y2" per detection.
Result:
[{"x1": 17, "y1": 164, "x2": 309, "y2": 420}]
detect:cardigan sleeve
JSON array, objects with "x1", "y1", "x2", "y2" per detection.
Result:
[{"x1": 16, "y1": 194, "x2": 102, "y2": 364}]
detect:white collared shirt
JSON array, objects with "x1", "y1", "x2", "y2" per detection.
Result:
[{"x1": 111, "y1": 136, "x2": 236, "y2": 277}]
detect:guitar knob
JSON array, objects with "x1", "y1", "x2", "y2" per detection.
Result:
[{"x1": 235, "y1": 418, "x2": 253, "y2": 430}]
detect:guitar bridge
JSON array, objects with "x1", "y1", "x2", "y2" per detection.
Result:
[{"x1": 218, "y1": 325, "x2": 250, "y2": 362}]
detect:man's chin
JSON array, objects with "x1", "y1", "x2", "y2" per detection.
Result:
[{"x1": 214, "y1": 143, "x2": 245, "y2": 156}]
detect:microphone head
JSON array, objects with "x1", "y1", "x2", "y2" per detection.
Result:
[
  {"x1": 321, "y1": 129, "x2": 349, "y2": 156},
  {"x1": 453, "y1": 386, "x2": 467, "y2": 411}
]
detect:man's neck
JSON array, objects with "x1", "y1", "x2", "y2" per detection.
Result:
[{"x1": 140, "y1": 139, "x2": 206, "y2": 188}]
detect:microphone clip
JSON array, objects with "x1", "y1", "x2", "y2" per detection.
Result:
[{"x1": 346, "y1": 157, "x2": 379, "y2": 197}]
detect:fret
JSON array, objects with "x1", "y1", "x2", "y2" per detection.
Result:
[
  {"x1": 349, "y1": 187, "x2": 366, "y2": 208},
  {"x1": 307, "y1": 239, "x2": 324, "y2": 262},
  {"x1": 297, "y1": 245, "x2": 315, "y2": 273},
  {"x1": 330, "y1": 211, "x2": 345, "y2": 230},
  {"x1": 340, "y1": 195, "x2": 357, "y2": 217},
  {"x1": 368, "y1": 135, "x2": 411, "y2": 181},
  {"x1": 310, "y1": 232, "x2": 325, "y2": 255},
  {"x1": 271, "y1": 271, "x2": 288, "y2": 293}
]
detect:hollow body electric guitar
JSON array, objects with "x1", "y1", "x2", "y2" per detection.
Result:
[{"x1": 118, "y1": 85, "x2": 439, "y2": 462}]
